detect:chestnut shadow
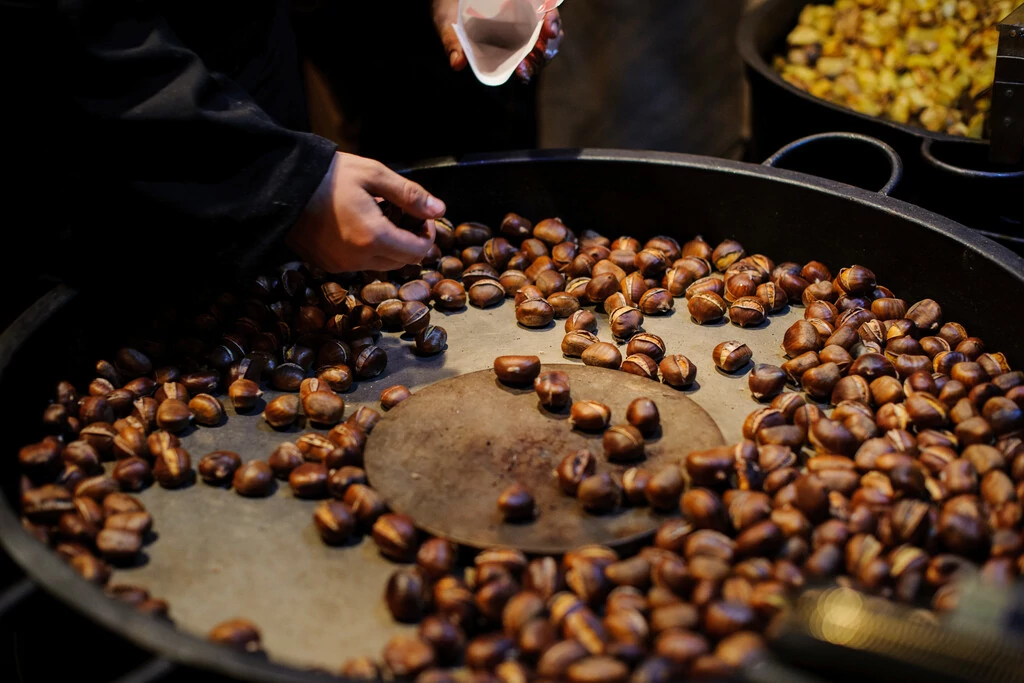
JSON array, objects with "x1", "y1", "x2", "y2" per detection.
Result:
[
  {"x1": 176, "y1": 424, "x2": 199, "y2": 439},
  {"x1": 658, "y1": 380, "x2": 702, "y2": 395},
  {"x1": 435, "y1": 306, "x2": 467, "y2": 318},
  {"x1": 142, "y1": 530, "x2": 159, "y2": 546},
  {"x1": 231, "y1": 397, "x2": 268, "y2": 416},
  {"x1": 688, "y1": 315, "x2": 728, "y2": 327},
  {"x1": 501, "y1": 514, "x2": 539, "y2": 527},
  {"x1": 453, "y1": 543, "x2": 485, "y2": 567},
  {"x1": 613, "y1": 529, "x2": 663, "y2": 557},
  {"x1": 804, "y1": 395, "x2": 830, "y2": 410},
  {"x1": 259, "y1": 415, "x2": 308, "y2": 435},
  {"x1": 568, "y1": 427, "x2": 606, "y2": 446},
  {"x1": 735, "y1": 316, "x2": 771, "y2": 331},
  {"x1": 256, "y1": 479, "x2": 281, "y2": 498},
  {"x1": 517, "y1": 320, "x2": 556, "y2": 332},
  {"x1": 323, "y1": 530, "x2": 364, "y2": 550},
  {"x1": 162, "y1": 472, "x2": 197, "y2": 491},
  {"x1": 409, "y1": 345, "x2": 448, "y2": 359},
  {"x1": 585, "y1": 506, "x2": 629, "y2": 519},
  {"x1": 116, "y1": 549, "x2": 150, "y2": 570},
  {"x1": 492, "y1": 377, "x2": 533, "y2": 395},
  {"x1": 643, "y1": 425, "x2": 664, "y2": 442},
  {"x1": 198, "y1": 478, "x2": 232, "y2": 491},
  {"x1": 715, "y1": 361, "x2": 754, "y2": 379},
  {"x1": 680, "y1": 380, "x2": 703, "y2": 395},
  {"x1": 536, "y1": 402, "x2": 571, "y2": 421}
]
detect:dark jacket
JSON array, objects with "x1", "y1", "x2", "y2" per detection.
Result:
[{"x1": 4, "y1": 0, "x2": 336, "y2": 289}]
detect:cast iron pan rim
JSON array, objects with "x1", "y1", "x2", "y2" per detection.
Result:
[
  {"x1": 0, "y1": 287, "x2": 343, "y2": 683},
  {"x1": 397, "y1": 148, "x2": 1024, "y2": 280},
  {"x1": 735, "y1": 0, "x2": 987, "y2": 148},
  {"x1": 1, "y1": 152, "x2": 1022, "y2": 683}
]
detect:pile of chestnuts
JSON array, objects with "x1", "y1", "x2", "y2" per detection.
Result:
[
  {"x1": 13, "y1": 208, "x2": 1024, "y2": 683},
  {"x1": 491, "y1": 358, "x2": 671, "y2": 523}
]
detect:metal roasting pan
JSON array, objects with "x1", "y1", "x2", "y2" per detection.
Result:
[{"x1": 1, "y1": 145, "x2": 1023, "y2": 681}]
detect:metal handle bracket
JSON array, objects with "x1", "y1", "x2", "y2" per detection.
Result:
[
  {"x1": 764, "y1": 132, "x2": 903, "y2": 196},
  {"x1": 990, "y1": 4, "x2": 1024, "y2": 165}
]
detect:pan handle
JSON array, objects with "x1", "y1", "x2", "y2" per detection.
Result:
[
  {"x1": 763, "y1": 132, "x2": 903, "y2": 196},
  {"x1": 920, "y1": 138, "x2": 1024, "y2": 179}
]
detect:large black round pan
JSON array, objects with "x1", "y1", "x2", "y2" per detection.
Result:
[
  {"x1": 1, "y1": 147, "x2": 1023, "y2": 682},
  {"x1": 738, "y1": 0, "x2": 1024, "y2": 249}
]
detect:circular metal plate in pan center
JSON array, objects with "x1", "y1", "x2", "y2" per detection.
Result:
[{"x1": 364, "y1": 364, "x2": 725, "y2": 554}]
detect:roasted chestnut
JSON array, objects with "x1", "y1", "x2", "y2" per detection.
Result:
[
  {"x1": 621, "y1": 354, "x2": 659, "y2": 380},
  {"x1": 263, "y1": 395, "x2": 300, "y2": 429},
  {"x1": 498, "y1": 484, "x2": 536, "y2": 522},
  {"x1": 604, "y1": 425, "x2": 645, "y2": 462},
  {"x1": 468, "y1": 279, "x2": 506, "y2": 309},
  {"x1": 557, "y1": 449, "x2": 597, "y2": 495},
  {"x1": 188, "y1": 394, "x2": 224, "y2": 427},
  {"x1": 565, "y1": 310, "x2": 598, "y2": 334},
  {"x1": 626, "y1": 398, "x2": 659, "y2": 437},
  {"x1": 638, "y1": 289, "x2": 674, "y2": 316},
  {"x1": 432, "y1": 280, "x2": 467, "y2": 311},
  {"x1": 578, "y1": 473, "x2": 621, "y2": 513},
  {"x1": 494, "y1": 356, "x2": 542, "y2": 386},
  {"x1": 712, "y1": 341, "x2": 752, "y2": 373},
  {"x1": 535, "y1": 371, "x2": 571, "y2": 409},
  {"x1": 660, "y1": 355, "x2": 697, "y2": 389},
  {"x1": 688, "y1": 292, "x2": 728, "y2": 324},
  {"x1": 748, "y1": 365, "x2": 786, "y2": 401},
  {"x1": 562, "y1": 331, "x2": 600, "y2": 358},
  {"x1": 627, "y1": 333, "x2": 666, "y2": 361},
  {"x1": 414, "y1": 327, "x2": 447, "y2": 356},
  {"x1": 303, "y1": 391, "x2": 345, "y2": 426},
  {"x1": 609, "y1": 307, "x2": 644, "y2": 341},
  {"x1": 581, "y1": 342, "x2": 622, "y2": 370},
  {"x1": 401, "y1": 301, "x2": 431, "y2": 335},
  {"x1": 728, "y1": 297, "x2": 767, "y2": 328},
  {"x1": 516, "y1": 300, "x2": 555, "y2": 328},
  {"x1": 571, "y1": 401, "x2": 612, "y2": 432}
]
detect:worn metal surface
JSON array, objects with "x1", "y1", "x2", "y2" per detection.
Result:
[
  {"x1": 101, "y1": 298, "x2": 798, "y2": 672},
  {"x1": 365, "y1": 364, "x2": 725, "y2": 555}
]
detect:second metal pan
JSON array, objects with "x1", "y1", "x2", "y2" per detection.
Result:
[{"x1": 737, "y1": 0, "x2": 1024, "y2": 250}]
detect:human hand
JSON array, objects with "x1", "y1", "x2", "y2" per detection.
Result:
[
  {"x1": 432, "y1": 0, "x2": 563, "y2": 83},
  {"x1": 514, "y1": 10, "x2": 563, "y2": 84},
  {"x1": 433, "y1": 0, "x2": 469, "y2": 71},
  {"x1": 287, "y1": 153, "x2": 445, "y2": 273}
]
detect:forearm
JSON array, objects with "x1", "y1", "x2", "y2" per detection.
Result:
[{"x1": 54, "y1": 0, "x2": 337, "y2": 285}]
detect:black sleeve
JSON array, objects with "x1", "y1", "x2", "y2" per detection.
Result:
[{"x1": 50, "y1": 0, "x2": 337, "y2": 286}]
